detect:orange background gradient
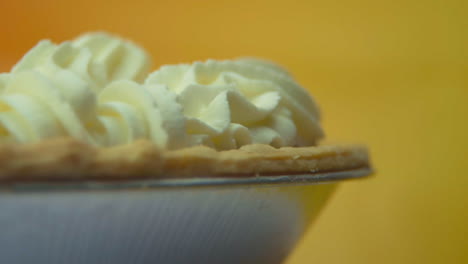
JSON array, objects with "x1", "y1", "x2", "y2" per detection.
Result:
[{"x1": 1, "y1": 0, "x2": 467, "y2": 263}]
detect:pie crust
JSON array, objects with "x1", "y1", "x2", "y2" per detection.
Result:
[{"x1": 0, "y1": 138, "x2": 370, "y2": 181}]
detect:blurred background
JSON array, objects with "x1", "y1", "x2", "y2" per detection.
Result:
[{"x1": 1, "y1": 0, "x2": 466, "y2": 263}]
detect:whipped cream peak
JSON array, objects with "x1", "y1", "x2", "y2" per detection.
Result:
[{"x1": 0, "y1": 33, "x2": 323, "y2": 150}]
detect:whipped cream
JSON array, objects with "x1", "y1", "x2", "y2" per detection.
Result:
[
  {"x1": 0, "y1": 33, "x2": 323, "y2": 149},
  {"x1": 0, "y1": 33, "x2": 152, "y2": 144},
  {"x1": 145, "y1": 59, "x2": 323, "y2": 149}
]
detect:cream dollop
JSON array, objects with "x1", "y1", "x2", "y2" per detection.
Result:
[
  {"x1": 0, "y1": 33, "x2": 323, "y2": 149},
  {"x1": 0, "y1": 33, "x2": 152, "y2": 144},
  {"x1": 145, "y1": 59, "x2": 323, "y2": 149}
]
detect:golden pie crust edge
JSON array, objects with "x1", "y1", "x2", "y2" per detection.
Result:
[{"x1": 0, "y1": 138, "x2": 370, "y2": 181}]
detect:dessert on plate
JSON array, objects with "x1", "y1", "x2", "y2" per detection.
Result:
[{"x1": 0, "y1": 33, "x2": 369, "y2": 180}]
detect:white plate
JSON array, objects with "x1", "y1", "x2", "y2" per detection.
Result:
[{"x1": 0, "y1": 168, "x2": 370, "y2": 264}]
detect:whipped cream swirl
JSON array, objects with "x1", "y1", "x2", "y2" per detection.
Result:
[{"x1": 0, "y1": 33, "x2": 323, "y2": 149}]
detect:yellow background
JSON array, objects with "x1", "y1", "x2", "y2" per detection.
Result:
[{"x1": 1, "y1": 0, "x2": 466, "y2": 263}]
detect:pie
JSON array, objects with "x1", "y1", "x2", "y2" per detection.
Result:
[{"x1": 0, "y1": 33, "x2": 371, "y2": 181}]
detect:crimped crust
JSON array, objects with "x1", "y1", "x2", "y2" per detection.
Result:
[{"x1": 0, "y1": 138, "x2": 370, "y2": 181}]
